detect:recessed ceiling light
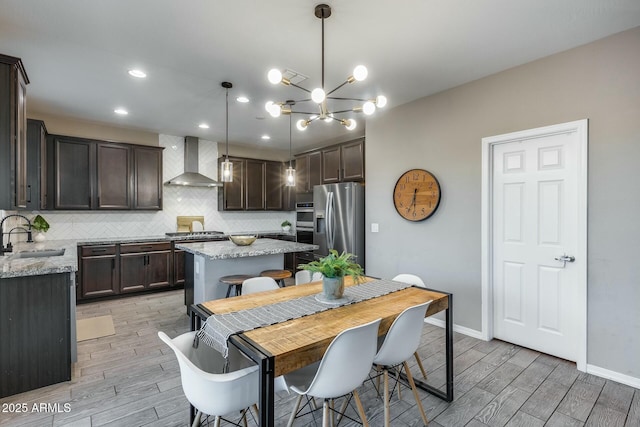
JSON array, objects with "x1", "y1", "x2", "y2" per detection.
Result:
[
  {"x1": 198, "y1": 123, "x2": 210, "y2": 129},
  {"x1": 236, "y1": 96, "x2": 249, "y2": 103},
  {"x1": 261, "y1": 135, "x2": 271, "y2": 140},
  {"x1": 114, "y1": 108, "x2": 128, "y2": 115},
  {"x1": 128, "y1": 69, "x2": 147, "y2": 78}
]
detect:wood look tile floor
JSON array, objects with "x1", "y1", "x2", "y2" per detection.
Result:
[{"x1": 1, "y1": 289, "x2": 638, "y2": 427}]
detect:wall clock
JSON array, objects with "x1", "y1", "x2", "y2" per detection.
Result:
[{"x1": 393, "y1": 169, "x2": 441, "y2": 221}]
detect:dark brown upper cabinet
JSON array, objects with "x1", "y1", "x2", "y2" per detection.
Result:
[
  {"x1": 218, "y1": 156, "x2": 289, "y2": 211},
  {"x1": 296, "y1": 138, "x2": 364, "y2": 192},
  {"x1": 295, "y1": 151, "x2": 322, "y2": 193},
  {"x1": 26, "y1": 119, "x2": 48, "y2": 210},
  {"x1": 0, "y1": 54, "x2": 29, "y2": 210},
  {"x1": 49, "y1": 134, "x2": 163, "y2": 210}
]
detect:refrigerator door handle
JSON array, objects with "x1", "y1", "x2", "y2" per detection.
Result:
[
  {"x1": 329, "y1": 191, "x2": 336, "y2": 250},
  {"x1": 326, "y1": 191, "x2": 335, "y2": 250}
]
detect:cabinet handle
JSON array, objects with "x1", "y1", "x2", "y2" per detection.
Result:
[
  {"x1": 92, "y1": 249, "x2": 107, "y2": 253},
  {"x1": 140, "y1": 246, "x2": 153, "y2": 250},
  {"x1": 27, "y1": 185, "x2": 32, "y2": 203},
  {"x1": 111, "y1": 258, "x2": 115, "y2": 270}
]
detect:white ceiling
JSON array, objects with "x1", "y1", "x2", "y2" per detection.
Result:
[{"x1": 1, "y1": 0, "x2": 639, "y2": 151}]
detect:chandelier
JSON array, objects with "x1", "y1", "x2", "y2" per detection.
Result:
[{"x1": 265, "y1": 3, "x2": 387, "y2": 132}]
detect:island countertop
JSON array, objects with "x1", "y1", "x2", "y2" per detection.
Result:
[{"x1": 176, "y1": 238, "x2": 318, "y2": 260}]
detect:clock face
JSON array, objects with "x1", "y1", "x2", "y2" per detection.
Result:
[{"x1": 393, "y1": 169, "x2": 441, "y2": 221}]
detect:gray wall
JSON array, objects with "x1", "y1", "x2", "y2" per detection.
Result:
[{"x1": 365, "y1": 27, "x2": 639, "y2": 379}]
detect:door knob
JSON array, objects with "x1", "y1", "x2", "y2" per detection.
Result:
[{"x1": 554, "y1": 254, "x2": 575, "y2": 267}]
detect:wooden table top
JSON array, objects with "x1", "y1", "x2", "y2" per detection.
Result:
[{"x1": 201, "y1": 277, "x2": 449, "y2": 377}]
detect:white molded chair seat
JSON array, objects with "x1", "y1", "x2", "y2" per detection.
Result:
[
  {"x1": 241, "y1": 276, "x2": 279, "y2": 295},
  {"x1": 294, "y1": 270, "x2": 323, "y2": 285},
  {"x1": 158, "y1": 331, "x2": 258, "y2": 427},
  {"x1": 284, "y1": 318, "x2": 382, "y2": 427},
  {"x1": 373, "y1": 301, "x2": 432, "y2": 426},
  {"x1": 392, "y1": 273, "x2": 430, "y2": 380}
]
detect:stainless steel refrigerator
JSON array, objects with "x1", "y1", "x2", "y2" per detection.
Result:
[{"x1": 313, "y1": 182, "x2": 365, "y2": 269}]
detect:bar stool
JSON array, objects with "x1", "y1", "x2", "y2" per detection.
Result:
[
  {"x1": 219, "y1": 274, "x2": 252, "y2": 298},
  {"x1": 259, "y1": 269, "x2": 292, "y2": 288}
]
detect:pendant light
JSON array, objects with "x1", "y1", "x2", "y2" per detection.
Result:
[
  {"x1": 285, "y1": 114, "x2": 296, "y2": 187},
  {"x1": 220, "y1": 82, "x2": 233, "y2": 183}
]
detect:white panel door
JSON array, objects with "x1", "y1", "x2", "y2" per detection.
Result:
[{"x1": 492, "y1": 131, "x2": 580, "y2": 360}]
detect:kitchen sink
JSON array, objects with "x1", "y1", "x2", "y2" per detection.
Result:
[{"x1": 10, "y1": 248, "x2": 66, "y2": 259}]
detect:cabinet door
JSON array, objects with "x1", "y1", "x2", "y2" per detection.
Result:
[
  {"x1": 54, "y1": 138, "x2": 94, "y2": 209},
  {"x1": 120, "y1": 253, "x2": 146, "y2": 293},
  {"x1": 26, "y1": 119, "x2": 47, "y2": 210},
  {"x1": 220, "y1": 158, "x2": 245, "y2": 210},
  {"x1": 246, "y1": 159, "x2": 265, "y2": 210},
  {"x1": 133, "y1": 147, "x2": 163, "y2": 210},
  {"x1": 97, "y1": 143, "x2": 130, "y2": 209},
  {"x1": 296, "y1": 155, "x2": 309, "y2": 193},
  {"x1": 341, "y1": 139, "x2": 365, "y2": 181},
  {"x1": 146, "y1": 251, "x2": 172, "y2": 289},
  {"x1": 81, "y1": 256, "x2": 118, "y2": 298},
  {"x1": 14, "y1": 70, "x2": 27, "y2": 208},
  {"x1": 322, "y1": 147, "x2": 341, "y2": 183},
  {"x1": 265, "y1": 162, "x2": 283, "y2": 210},
  {"x1": 308, "y1": 151, "x2": 322, "y2": 188},
  {"x1": 174, "y1": 249, "x2": 185, "y2": 287}
]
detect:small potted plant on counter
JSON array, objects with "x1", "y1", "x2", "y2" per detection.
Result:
[
  {"x1": 281, "y1": 220, "x2": 292, "y2": 232},
  {"x1": 29, "y1": 214, "x2": 50, "y2": 242},
  {"x1": 299, "y1": 249, "x2": 363, "y2": 302}
]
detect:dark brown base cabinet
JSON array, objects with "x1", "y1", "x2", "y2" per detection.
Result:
[
  {"x1": 1, "y1": 273, "x2": 71, "y2": 398},
  {"x1": 78, "y1": 241, "x2": 177, "y2": 302},
  {"x1": 120, "y1": 242, "x2": 171, "y2": 293},
  {"x1": 79, "y1": 245, "x2": 118, "y2": 299}
]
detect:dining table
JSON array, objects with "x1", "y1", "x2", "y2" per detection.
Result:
[{"x1": 189, "y1": 276, "x2": 453, "y2": 427}]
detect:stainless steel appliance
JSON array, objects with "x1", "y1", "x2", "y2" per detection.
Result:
[
  {"x1": 295, "y1": 201, "x2": 314, "y2": 244},
  {"x1": 313, "y1": 182, "x2": 365, "y2": 268}
]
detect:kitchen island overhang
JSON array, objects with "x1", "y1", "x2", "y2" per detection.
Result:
[{"x1": 177, "y1": 238, "x2": 318, "y2": 304}]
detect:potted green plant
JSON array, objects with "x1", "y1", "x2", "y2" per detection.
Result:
[
  {"x1": 29, "y1": 214, "x2": 50, "y2": 242},
  {"x1": 299, "y1": 249, "x2": 363, "y2": 300},
  {"x1": 281, "y1": 220, "x2": 292, "y2": 232}
]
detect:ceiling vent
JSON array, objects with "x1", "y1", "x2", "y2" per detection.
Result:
[{"x1": 164, "y1": 136, "x2": 222, "y2": 187}]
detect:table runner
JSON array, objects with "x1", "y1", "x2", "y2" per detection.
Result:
[{"x1": 196, "y1": 279, "x2": 412, "y2": 357}]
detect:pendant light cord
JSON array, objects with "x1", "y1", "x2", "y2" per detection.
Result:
[
  {"x1": 225, "y1": 86, "x2": 229, "y2": 159},
  {"x1": 289, "y1": 114, "x2": 293, "y2": 167}
]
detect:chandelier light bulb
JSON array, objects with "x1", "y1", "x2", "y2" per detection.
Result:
[
  {"x1": 353, "y1": 65, "x2": 368, "y2": 82},
  {"x1": 265, "y1": 101, "x2": 274, "y2": 113},
  {"x1": 267, "y1": 69, "x2": 283, "y2": 85},
  {"x1": 296, "y1": 119, "x2": 309, "y2": 131},
  {"x1": 376, "y1": 95, "x2": 387, "y2": 108},
  {"x1": 344, "y1": 119, "x2": 357, "y2": 130},
  {"x1": 362, "y1": 101, "x2": 376, "y2": 115},
  {"x1": 311, "y1": 88, "x2": 326, "y2": 104}
]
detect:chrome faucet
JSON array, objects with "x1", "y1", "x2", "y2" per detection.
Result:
[{"x1": 1, "y1": 214, "x2": 33, "y2": 255}]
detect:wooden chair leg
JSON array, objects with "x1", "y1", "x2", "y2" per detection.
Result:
[
  {"x1": 395, "y1": 368, "x2": 402, "y2": 400},
  {"x1": 213, "y1": 415, "x2": 221, "y2": 427},
  {"x1": 383, "y1": 369, "x2": 391, "y2": 427},
  {"x1": 403, "y1": 361, "x2": 429, "y2": 426},
  {"x1": 352, "y1": 389, "x2": 369, "y2": 427},
  {"x1": 287, "y1": 394, "x2": 303, "y2": 427},
  {"x1": 322, "y1": 399, "x2": 330, "y2": 427},
  {"x1": 414, "y1": 351, "x2": 427, "y2": 379},
  {"x1": 241, "y1": 408, "x2": 248, "y2": 427},
  {"x1": 252, "y1": 404, "x2": 260, "y2": 420},
  {"x1": 191, "y1": 410, "x2": 202, "y2": 427}
]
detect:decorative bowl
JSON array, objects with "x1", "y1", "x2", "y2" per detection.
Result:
[{"x1": 228, "y1": 235, "x2": 257, "y2": 246}]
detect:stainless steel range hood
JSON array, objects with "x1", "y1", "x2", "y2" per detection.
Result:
[{"x1": 164, "y1": 136, "x2": 222, "y2": 187}]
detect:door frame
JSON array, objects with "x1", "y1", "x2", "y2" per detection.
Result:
[{"x1": 480, "y1": 119, "x2": 588, "y2": 371}]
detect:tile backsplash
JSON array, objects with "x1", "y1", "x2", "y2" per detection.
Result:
[{"x1": 2, "y1": 135, "x2": 294, "y2": 242}]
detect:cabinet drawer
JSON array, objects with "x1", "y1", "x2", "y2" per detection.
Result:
[
  {"x1": 120, "y1": 242, "x2": 171, "y2": 253},
  {"x1": 81, "y1": 245, "x2": 117, "y2": 256}
]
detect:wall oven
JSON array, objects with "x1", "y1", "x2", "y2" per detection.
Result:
[{"x1": 295, "y1": 202, "x2": 314, "y2": 244}]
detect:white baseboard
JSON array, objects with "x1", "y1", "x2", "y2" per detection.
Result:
[
  {"x1": 586, "y1": 364, "x2": 640, "y2": 389},
  {"x1": 424, "y1": 317, "x2": 485, "y2": 340}
]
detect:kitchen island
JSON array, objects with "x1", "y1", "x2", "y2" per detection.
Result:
[{"x1": 177, "y1": 238, "x2": 318, "y2": 304}]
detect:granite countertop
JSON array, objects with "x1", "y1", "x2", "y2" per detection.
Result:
[
  {"x1": 176, "y1": 238, "x2": 318, "y2": 260},
  {"x1": 0, "y1": 240, "x2": 78, "y2": 279}
]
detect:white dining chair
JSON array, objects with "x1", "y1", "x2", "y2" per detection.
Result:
[
  {"x1": 241, "y1": 276, "x2": 279, "y2": 295},
  {"x1": 158, "y1": 331, "x2": 259, "y2": 427},
  {"x1": 294, "y1": 270, "x2": 323, "y2": 285},
  {"x1": 284, "y1": 318, "x2": 382, "y2": 427},
  {"x1": 373, "y1": 301, "x2": 432, "y2": 427},
  {"x1": 392, "y1": 273, "x2": 429, "y2": 380}
]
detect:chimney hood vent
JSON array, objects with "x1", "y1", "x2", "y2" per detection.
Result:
[{"x1": 164, "y1": 137, "x2": 222, "y2": 187}]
